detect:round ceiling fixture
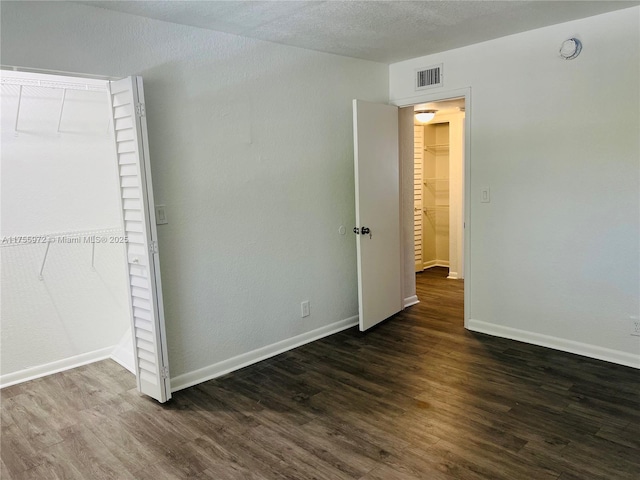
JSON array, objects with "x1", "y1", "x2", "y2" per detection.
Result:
[
  {"x1": 559, "y1": 38, "x2": 582, "y2": 60},
  {"x1": 415, "y1": 110, "x2": 437, "y2": 123}
]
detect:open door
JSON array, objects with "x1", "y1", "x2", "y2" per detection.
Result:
[
  {"x1": 108, "y1": 76, "x2": 171, "y2": 402},
  {"x1": 353, "y1": 100, "x2": 403, "y2": 331}
]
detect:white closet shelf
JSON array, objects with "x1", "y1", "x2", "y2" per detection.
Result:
[
  {"x1": 423, "y1": 205, "x2": 449, "y2": 210},
  {"x1": 424, "y1": 144, "x2": 449, "y2": 153},
  {"x1": 4, "y1": 77, "x2": 112, "y2": 134},
  {"x1": 1, "y1": 227, "x2": 127, "y2": 280},
  {"x1": 424, "y1": 177, "x2": 450, "y2": 183},
  {"x1": 1, "y1": 77, "x2": 107, "y2": 92}
]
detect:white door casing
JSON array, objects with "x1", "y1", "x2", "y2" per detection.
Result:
[
  {"x1": 392, "y1": 87, "x2": 471, "y2": 327},
  {"x1": 353, "y1": 100, "x2": 403, "y2": 331},
  {"x1": 108, "y1": 76, "x2": 171, "y2": 403}
]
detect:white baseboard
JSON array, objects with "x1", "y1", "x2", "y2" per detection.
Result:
[
  {"x1": 423, "y1": 261, "x2": 449, "y2": 269},
  {"x1": 467, "y1": 319, "x2": 640, "y2": 369},
  {"x1": 170, "y1": 315, "x2": 359, "y2": 392},
  {"x1": 0, "y1": 346, "x2": 115, "y2": 389},
  {"x1": 447, "y1": 271, "x2": 459, "y2": 279},
  {"x1": 404, "y1": 295, "x2": 419, "y2": 308}
]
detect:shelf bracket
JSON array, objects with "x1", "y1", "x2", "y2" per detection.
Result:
[
  {"x1": 91, "y1": 239, "x2": 96, "y2": 271},
  {"x1": 57, "y1": 89, "x2": 67, "y2": 133},
  {"x1": 14, "y1": 85, "x2": 23, "y2": 134},
  {"x1": 39, "y1": 239, "x2": 53, "y2": 280}
]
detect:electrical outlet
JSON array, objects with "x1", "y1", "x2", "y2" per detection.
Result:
[
  {"x1": 301, "y1": 301, "x2": 310, "y2": 318},
  {"x1": 631, "y1": 316, "x2": 640, "y2": 337}
]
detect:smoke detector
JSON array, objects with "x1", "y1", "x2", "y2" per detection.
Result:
[{"x1": 559, "y1": 38, "x2": 582, "y2": 60}]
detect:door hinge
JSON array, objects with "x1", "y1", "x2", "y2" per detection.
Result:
[
  {"x1": 135, "y1": 103, "x2": 146, "y2": 117},
  {"x1": 150, "y1": 241, "x2": 158, "y2": 254},
  {"x1": 160, "y1": 366, "x2": 169, "y2": 379}
]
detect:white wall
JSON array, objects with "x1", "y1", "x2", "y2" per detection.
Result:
[
  {"x1": 1, "y1": 74, "x2": 122, "y2": 236},
  {"x1": 391, "y1": 7, "x2": 640, "y2": 366},
  {"x1": 1, "y1": 71, "x2": 130, "y2": 383},
  {"x1": 0, "y1": 2, "x2": 389, "y2": 386}
]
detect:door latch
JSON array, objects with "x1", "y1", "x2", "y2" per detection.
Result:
[{"x1": 353, "y1": 227, "x2": 360, "y2": 234}]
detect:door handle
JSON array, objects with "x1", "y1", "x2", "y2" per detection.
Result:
[{"x1": 353, "y1": 227, "x2": 360, "y2": 234}]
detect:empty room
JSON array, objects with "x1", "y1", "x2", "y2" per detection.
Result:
[{"x1": 1, "y1": 1, "x2": 638, "y2": 479}]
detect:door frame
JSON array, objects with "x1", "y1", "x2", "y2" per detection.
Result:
[{"x1": 392, "y1": 87, "x2": 471, "y2": 328}]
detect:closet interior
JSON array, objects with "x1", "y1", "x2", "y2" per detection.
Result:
[
  {"x1": 413, "y1": 101, "x2": 465, "y2": 280},
  {"x1": 0, "y1": 70, "x2": 133, "y2": 387}
]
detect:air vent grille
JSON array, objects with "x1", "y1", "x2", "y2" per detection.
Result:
[{"x1": 416, "y1": 65, "x2": 443, "y2": 90}]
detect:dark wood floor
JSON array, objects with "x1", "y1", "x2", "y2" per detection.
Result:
[{"x1": 2, "y1": 267, "x2": 639, "y2": 479}]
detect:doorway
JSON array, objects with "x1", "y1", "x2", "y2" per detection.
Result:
[
  {"x1": 353, "y1": 92, "x2": 469, "y2": 331},
  {"x1": 0, "y1": 69, "x2": 171, "y2": 402},
  {"x1": 0, "y1": 69, "x2": 135, "y2": 386},
  {"x1": 413, "y1": 98, "x2": 465, "y2": 280}
]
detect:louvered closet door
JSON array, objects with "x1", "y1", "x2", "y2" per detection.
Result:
[{"x1": 109, "y1": 76, "x2": 171, "y2": 403}]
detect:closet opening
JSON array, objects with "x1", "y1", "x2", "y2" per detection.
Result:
[
  {"x1": 0, "y1": 69, "x2": 135, "y2": 386},
  {"x1": 412, "y1": 98, "x2": 465, "y2": 302}
]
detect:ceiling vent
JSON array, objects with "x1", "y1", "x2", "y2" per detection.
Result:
[{"x1": 415, "y1": 64, "x2": 443, "y2": 90}]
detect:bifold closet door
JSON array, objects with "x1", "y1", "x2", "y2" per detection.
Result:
[{"x1": 108, "y1": 76, "x2": 171, "y2": 403}]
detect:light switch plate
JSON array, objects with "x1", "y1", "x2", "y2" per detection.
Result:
[
  {"x1": 155, "y1": 205, "x2": 168, "y2": 225},
  {"x1": 481, "y1": 187, "x2": 491, "y2": 203}
]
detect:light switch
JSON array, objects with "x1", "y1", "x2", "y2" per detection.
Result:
[
  {"x1": 155, "y1": 205, "x2": 168, "y2": 225},
  {"x1": 481, "y1": 187, "x2": 490, "y2": 203}
]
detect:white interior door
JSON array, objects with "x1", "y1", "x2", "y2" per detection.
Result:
[
  {"x1": 109, "y1": 76, "x2": 171, "y2": 403},
  {"x1": 353, "y1": 100, "x2": 403, "y2": 331}
]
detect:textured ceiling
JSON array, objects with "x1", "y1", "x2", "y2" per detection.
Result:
[{"x1": 80, "y1": 1, "x2": 637, "y2": 63}]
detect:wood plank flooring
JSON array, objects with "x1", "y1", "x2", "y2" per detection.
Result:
[{"x1": 2, "y1": 267, "x2": 639, "y2": 479}]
